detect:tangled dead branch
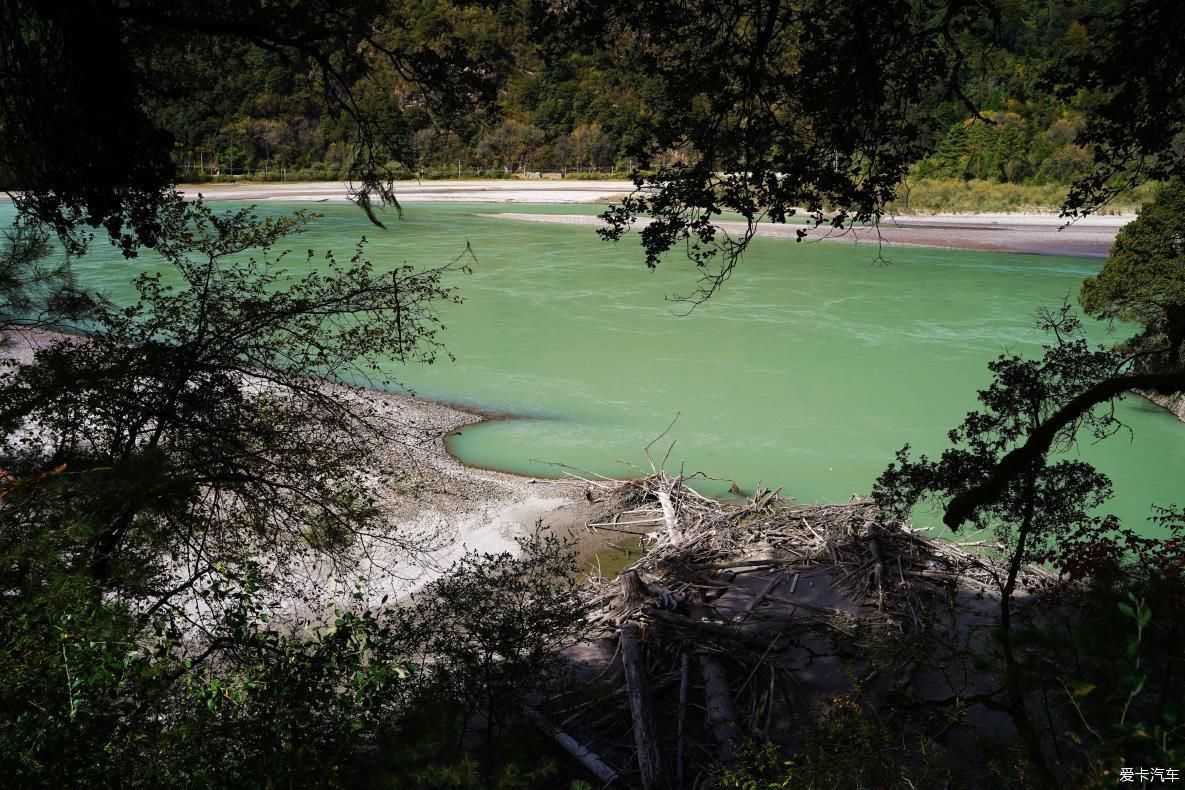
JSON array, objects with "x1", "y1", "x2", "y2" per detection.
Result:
[{"x1": 557, "y1": 471, "x2": 1057, "y2": 786}]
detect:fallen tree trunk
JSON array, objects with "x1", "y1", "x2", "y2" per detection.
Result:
[
  {"x1": 690, "y1": 600, "x2": 744, "y2": 763},
  {"x1": 524, "y1": 708, "x2": 620, "y2": 785},
  {"x1": 620, "y1": 620, "x2": 665, "y2": 789},
  {"x1": 698, "y1": 650, "x2": 743, "y2": 763},
  {"x1": 864, "y1": 521, "x2": 886, "y2": 607}
]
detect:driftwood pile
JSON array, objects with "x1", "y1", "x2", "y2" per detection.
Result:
[{"x1": 548, "y1": 470, "x2": 1055, "y2": 788}]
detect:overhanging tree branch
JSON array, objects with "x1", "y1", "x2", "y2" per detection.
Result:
[{"x1": 944, "y1": 367, "x2": 1185, "y2": 528}]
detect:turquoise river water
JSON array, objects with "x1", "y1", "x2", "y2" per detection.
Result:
[{"x1": 17, "y1": 201, "x2": 1184, "y2": 535}]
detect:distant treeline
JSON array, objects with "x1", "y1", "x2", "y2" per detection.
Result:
[{"x1": 156, "y1": 0, "x2": 1113, "y2": 187}]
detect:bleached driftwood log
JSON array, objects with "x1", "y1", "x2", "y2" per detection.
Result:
[
  {"x1": 656, "y1": 488, "x2": 680, "y2": 543},
  {"x1": 524, "y1": 708, "x2": 620, "y2": 785}
]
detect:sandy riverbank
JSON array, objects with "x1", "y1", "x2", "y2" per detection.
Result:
[
  {"x1": 487, "y1": 210, "x2": 1131, "y2": 258},
  {"x1": 179, "y1": 180, "x2": 1132, "y2": 257},
  {"x1": 177, "y1": 179, "x2": 632, "y2": 204},
  {"x1": 1, "y1": 329, "x2": 600, "y2": 603}
]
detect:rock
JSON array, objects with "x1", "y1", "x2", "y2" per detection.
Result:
[{"x1": 1136, "y1": 388, "x2": 1185, "y2": 422}]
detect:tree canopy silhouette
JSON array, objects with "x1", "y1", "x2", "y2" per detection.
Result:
[
  {"x1": 535, "y1": 0, "x2": 1001, "y2": 301},
  {"x1": 0, "y1": 0, "x2": 502, "y2": 255},
  {"x1": 1080, "y1": 179, "x2": 1185, "y2": 367}
]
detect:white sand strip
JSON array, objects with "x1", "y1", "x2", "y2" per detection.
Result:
[
  {"x1": 485, "y1": 211, "x2": 1131, "y2": 258},
  {"x1": 177, "y1": 179, "x2": 633, "y2": 204},
  {"x1": 2, "y1": 328, "x2": 586, "y2": 604}
]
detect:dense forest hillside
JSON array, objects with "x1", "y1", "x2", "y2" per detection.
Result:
[{"x1": 154, "y1": 0, "x2": 1114, "y2": 185}]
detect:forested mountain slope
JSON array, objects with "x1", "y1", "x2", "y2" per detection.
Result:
[{"x1": 142, "y1": 0, "x2": 1120, "y2": 185}]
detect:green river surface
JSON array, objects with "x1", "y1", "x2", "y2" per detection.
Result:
[{"x1": 18, "y1": 200, "x2": 1184, "y2": 536}]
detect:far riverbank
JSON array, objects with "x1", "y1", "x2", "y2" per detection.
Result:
[{"x1": 179, "y1": 180, "x2": 1132, "y2": 258}]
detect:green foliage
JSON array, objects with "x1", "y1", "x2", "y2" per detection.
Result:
[
  {"x1": 0, "y1": 0, "x2": 502, "y2": 254},
  {"x1": 914, "y1": 111, "x2": 1096, "y2": 188},
  {"x1": 1, "y1": 466, "x2": 576, "y2": 783},
  {"x1": 6, "y1": 0, "x2": 1183, "y2": 266},
  {"x1": 389, "y1": 711, "x2": 568, "y2": 789},
  {"x1": 0, "y1": 204, "x2": 517, "y2": 785},
  {"x1": 8, "y1": 0, "x2": 1176, "y2": 267},
  {"x1": 917, "y1": 114, "x2": 1041, "y2": 184},
  {"x1": 6, "y1": 3, "x2": 1185, "y2": 787},
  {"x1": 575, "y1": 0, "x2": 1156, "y2": 300},
  {"x1": 0, "y1": 466, "x2": 406, "y2": 785},
  {"x1": 872, "y1": 304, "x2": 1127, "y2": 785},
  {"x1": 873, "y1": 306, "x2": 1184, "y2": 786},
  {"x1": 712, "y1": 740, "x2": 797, "y2": 789},
  {"x1": 1080, "y1": 179, "x2": 1185, "y2": 366},
  {"x1": 917, "y1": 122, "x2": 971, "y2": 181},
  {"x1": 0, "y1": 201, "x2": 469, "y2": 610},
  {"x1": 712, "y1": 694, "x2": 947, "y2": 790},
  {"x1": 476, "y1": 119, "x2": 547, "y2": 172},
  {"x1": 129, "y1": 0, "x2": 1152, "y2": 208},
  {"x1": 1042, "y1": 581, "x2": 1185, "y2": 787},
  {"x1": 0, "y1": 462, "x2": 589, "y2": 785},
  {"x1": 0, "y1": 222, "x2": 95, "y2": 333},
  {"x1": 589, "y1": 0, "x2": 973, "y2": 298},
  {"x1": 1034, "y1": 506, "x2": 1185, "y2": 786},
  {"x1": 0, "y1": 79, "x2": 605, "y2": 784},
  {"x1": 1057, "y1": 1, "x2": 1185, "y2": 216},
  {"x1": 403, "y1": 528, "x2": 589, "y2": 777}
]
